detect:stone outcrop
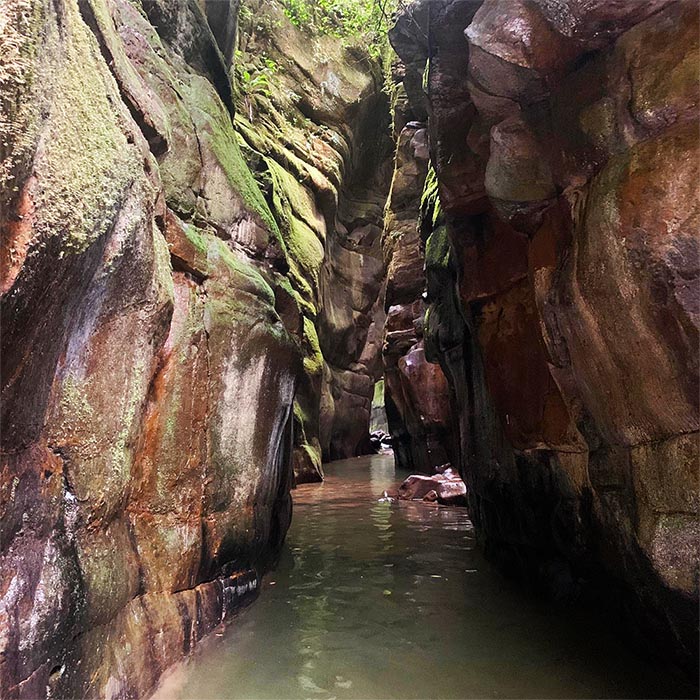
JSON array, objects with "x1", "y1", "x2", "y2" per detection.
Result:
[
  {"x1": 234, "y1": 0, "x2": 393, "y2": 473},
  {"x1": 0, "y1": 0, "x2": 391, "y2": 696},
  {"x1": 391, "y1": 0, "x2": 699, "y2": 677},
  {"x1": 397, "y1": 467, "x2": 468, "y2": 506},
  {"x1": 381, "y1": 115, "x2": 457, "y2": 475}
]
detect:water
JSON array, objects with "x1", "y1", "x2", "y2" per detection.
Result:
[{"x1": 155, "y1": 455, "x2": 692, "y2": 699}]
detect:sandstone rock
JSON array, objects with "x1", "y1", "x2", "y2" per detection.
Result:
[
  {"x1": 397, "y1": 469, "x2": 468, "y2": 507},
  {"x1": 233, "y1": 1, "x2": 393, "y2": 469},
  {"x1": 466, "y1": 0, "x2": 675, "y2": 104},
  {"x1": 381, "y1": 115, "x2": 458, "y2": 476},
  {"x1": 0, "y1": 0, "x2": 392, "y2": 696},
  {"x1": 393, "y1": 0, "x2": 700, "y2": 677}
]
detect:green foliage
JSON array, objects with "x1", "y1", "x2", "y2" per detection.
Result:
[
  {"x1": 282, "y1": 0, "x2": 398, "y2": 57},
  {"x1": 419, "y1": 165, "x2": 443, "y2": 237},
  {"x1": 235, "y1": 51, "x2": 279, "y2": 98}
]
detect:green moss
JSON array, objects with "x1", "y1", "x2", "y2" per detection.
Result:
[
  {"x1": 372, "y1": 378, "x2": 384, "y2": 406},
  {"x1": 234, "y1": 111, "x2": 338, "y2": 196},
  {"x1": 267, "y1": 157, "x2": 324, "y2": 240},
  {"x1": 60, "y1": 376, "x2": 96, "y2": 426},
  {"x1": 424, "y1": 224, "x2": 451, "y2": 273},
  {"x1": 288, "y1": 216, "x2": 324, "y2": 287},
  {"x1": 0, "y1": 0, "x2": 42, "y2": 199},
  {"x1": 183, "y1": 222, "x2": 209, "y2": 255},
  {"x1": 237, "y1": 151, "x2": 325, "y2": 312},
  {"x1": 152, "y1": 220, "x2": 176, "y2": 299},
  {"x1": 293, "y1": 399, "x2": 311, "y2": 438},
  {"x1": 211, "y1": 238, "x2": 275, "y2": 306},
  {"x1": 297, "y1": 441, "x2": 322, "y2": 472},
  {"x1": 302, "y1": 316, "x2": 323, "y2": 378},
  {"x1": 423, "y1": 224, "x2": 459, "y2": 363},
  {"x1": 184, "y1": 76, "x2": 283, "y2": 247},
  {"x1": 108, "y1": 350, "x2": 152, "y2": 481},
  {"x1": 419, "y1": 166, "x2": 443, "y2": 236},
  {"x1": 30, "y1": 2, "x2": 147, "y2": 256}
]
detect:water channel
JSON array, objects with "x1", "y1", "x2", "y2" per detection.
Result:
[{"x1": 154, "y1": 455, "x2": 691, "y2": 699}]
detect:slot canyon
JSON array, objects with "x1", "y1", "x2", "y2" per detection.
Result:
[{"x1": 0, "y1": 0, "x2": 698, "y2": 698}]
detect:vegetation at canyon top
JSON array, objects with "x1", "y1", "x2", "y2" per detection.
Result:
[{"x1": 280, "y1": 0, "x2": 400, "y2": 57}]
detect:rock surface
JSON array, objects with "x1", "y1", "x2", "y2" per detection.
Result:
[
  {"x1": 381, "y1": 117, "x2": 457, "y2": 474},
  {"x1": 0, "y1": 0, "x2": 390, "y2": 696},
  {"x1": 391, "y1": 0, "x2": 699, "y2": 677},
  {"x1": 397, "y1": 467, "x2": 468, "y2": 506},
  {"x1": 233, "y1": 0, "x2": 393, "y2": 472}
]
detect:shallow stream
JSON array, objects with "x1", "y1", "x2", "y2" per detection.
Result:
[{"x1": 155, "y1": 455, "x2": 690, "y2": 699}]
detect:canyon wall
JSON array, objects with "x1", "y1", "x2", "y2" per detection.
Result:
[
  {"x1": 0, "y1": 0, "x2": 389, "y2": 696},
  {"x1": 381, "y1": 115, "x2": 457, "y2": 474},
  {"x1": 233, "y1": 0, "x2": 393, "y2": 474},
  {"x1": 390, "y1": 0, "x2": 699, "y2": 675}
]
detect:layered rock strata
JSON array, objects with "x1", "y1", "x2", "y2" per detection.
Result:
[
  {"x1": 391, "y1": 0, "x2": 699, "y2": 675},
  {"x1": 0, "y1": 0, "x2": 390, "y2": 696},
  {"x1": 234, "y1": 0, "x2": 393, "y2": 474},
  {"x1": 381, "y1": 116, "x2": 457, "y2": 475}
]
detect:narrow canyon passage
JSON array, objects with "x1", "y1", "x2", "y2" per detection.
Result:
[
  {"x1": 154, "y1": 456, "x2": 690, "y2": 700},
  {"x1": 1, "y1": 0, "x2": 698, "y2": 698}
]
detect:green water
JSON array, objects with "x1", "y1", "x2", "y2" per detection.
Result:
[{"x1": 155, "y1": 455, "x2": 691, "y2": 699}]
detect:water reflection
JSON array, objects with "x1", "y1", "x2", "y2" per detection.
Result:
[{"x1": 156, "y1": 455, "x2": 692, "y2": 700}]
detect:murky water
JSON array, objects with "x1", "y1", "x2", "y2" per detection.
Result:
[{"x1": 156, "y1": 455, "x2": 691, "y2": 699}]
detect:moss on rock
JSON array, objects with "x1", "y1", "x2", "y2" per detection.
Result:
[{"x1": 32, "y1": 0, "x2": 147, "y2": 256}]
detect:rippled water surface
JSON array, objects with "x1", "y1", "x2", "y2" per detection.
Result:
[{"x1": 157, "y1": 455, "x2": 690, "y2": 699}]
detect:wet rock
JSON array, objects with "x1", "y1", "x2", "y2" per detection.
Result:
[
  {"x1": 392, "y1": 0, "x2": 700, "y2": 677},
  {"x1": 368, "y1": 429, "x2": 393, "y2": 455},
  {"x1": 381, "y1": 118, "x2": 458, "y2": 475},
  {"x1": 232, "y1": 1, "x2": 393, "y2": 470},
  {"x1": 397, "y1": 469, "x2": 468, "y2": 507},
  {"x1": 0, "y1": 0, "x2": 389, "y2": 696}
]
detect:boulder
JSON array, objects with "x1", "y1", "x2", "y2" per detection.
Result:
[{"x1": 397, "y1": 469, "x2": 468, "y2": 507}]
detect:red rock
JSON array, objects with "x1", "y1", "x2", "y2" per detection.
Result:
[
  {"x1": 392, "y1": 0, "x2": 699, "y2": 676},
  {"x1": 397, "y1": 470, "x2": 468, "y2": 507}
]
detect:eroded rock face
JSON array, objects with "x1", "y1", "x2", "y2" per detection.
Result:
[
  {"x1": 234, "y1": 0, "x2": 393, "y2": 472},
  {"x1": 0, "y1": 0, "x2": 389, "y2": 696},
  {"x1": 392, "y1": 0, "x2": 699, "y2": 675},
  {"x1": 381, "y1": 117, "x2": 457, "y2": 475}
]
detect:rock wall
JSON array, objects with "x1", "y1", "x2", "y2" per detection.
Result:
[
  {"x1": 390, "y1": 0, "x2": 699, "y2": 675},
  {"x1": 0, "y1": 0, "x2": 390, "y2": 696},
  {"x1": 234, "y1": 0, "x2": 393, "y2": 474},
  {"x1": 381, "y1": 78, "x2": 457, "y2": 475}
]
